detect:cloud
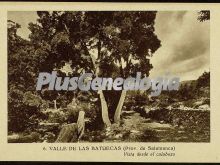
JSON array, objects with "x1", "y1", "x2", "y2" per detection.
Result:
[{"x1": 150, "y1": 11, "x2": 210, "y2": 81}]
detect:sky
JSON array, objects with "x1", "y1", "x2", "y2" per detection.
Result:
[
  {"x1": 8, "y1": 11, "x2": 210, "y2": 81},
  {"x1": 151, "y1": 11, "x2": 210, "y2": 81}
]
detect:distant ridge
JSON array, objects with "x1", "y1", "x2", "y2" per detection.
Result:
[{"x1": 180, "y1": 80, "x2": 197, "y2": 86}]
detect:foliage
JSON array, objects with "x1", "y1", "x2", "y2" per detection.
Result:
[
  {"x1": 198, "y1": 11, "x2": 210, "y2": 22},
  {"x1": 8, "y1": 21, "x2": 46, "y2": 132},
  {"x1": 8, "y1": 11, "x2": 161, "y2": 132},
  {"x1": 28, "y1": 11, "x2": 161, "y2": 122},
  {"x1": 197, "y1": 71, "x2": 210, "y2": 88}
]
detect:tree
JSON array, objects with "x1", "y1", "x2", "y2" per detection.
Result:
[
  {"x1": 8, "y1": 20, "x2": 46, "y2": 132},
  {"x1": 27, "y1": 11, "x2": 161, "y2": 127},
  {"x1": 198, "y1": 11, "x2": 210, "y2": 22},
  {"x1": 197, "y1": 71, "x2": 210, "y2": 88}
]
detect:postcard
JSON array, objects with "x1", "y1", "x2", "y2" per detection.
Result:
[{"x1": 0, "y1": 2, "x2": 219, "y2": 162}]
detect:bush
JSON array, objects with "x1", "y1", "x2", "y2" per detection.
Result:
[{"x1": 8, "y1": 90, "x2": 45, "y2": 132}]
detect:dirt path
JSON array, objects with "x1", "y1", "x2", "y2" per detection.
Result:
[
  {"x1": 83, "y1": 108, "x2": 209, "y2": 142},
  {"x1": 104, "y1": 110, "x2": 209, "y2": 142},
  {"x1": 120, "y1": 110, "x2": 175, "y2": 142}
]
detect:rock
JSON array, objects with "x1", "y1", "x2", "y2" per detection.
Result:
[
  {"x1": 115, "y1": 134, "x2": 123, "y2": 139},
  {"x1": 56, "y1": 123, "x2": 78, "y2": 142},
  {"x1": 39, "y1": 122, "x2": 60, "y2": 126},
  {"x1": 8, "y1": 132, "x2": 41, "y2": 143},
  {"x1": 179, "y1": 125, "x2": 184, "y2": 129},
  {"x1": 198, "y1": 104, "x2": 210, "y2": 110},
  {"x1": 167, "y1": 106, "x2": 172, "y2": 110},
  {"x1": 8, "y1": 134, "x2": 19, "y2": 141},
  {"x1": 42, "y1": 132, "x2": 56, "y2": 142},
  {"x1": 194, "y1": 100, "x2": 203, "y2": 106},
  {"x1": 160, "y1": 120, "x2": 164, "y2": 124},
  {"x1": 144, "y1": 118, "x2": 151, "y2": 123},
  {"x1": 130, "y1": 130, "x2": 140, "y2": 134},
  {"x1": 38, "y1": 122, "x2": 60, "y2": 133},
  {"x1": 144, "y1": 107, "x2": 151, "y2": 114}
]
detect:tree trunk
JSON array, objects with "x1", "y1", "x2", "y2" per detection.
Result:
[
  {"x1": 56, "y1": 111, "x2": 85, "y2": 143},
  {"x1": 114, "y1": 90, "x2": 127, "y2": 123},
  {"x1": 85, "y1": 44, "x2": 111, "y2": 127},
  {"x1": 98, "y1": 90, "x2": 111, "y2": 127},
  {"x1": 55, "y1": 123, "x2": 78, "y2": 142},
  {"x1": 77, "y1": 111, "x2": 85, "y2": 140},
  {"x1": 53, "y1": 100, "x2": 57, "y2": 109}
]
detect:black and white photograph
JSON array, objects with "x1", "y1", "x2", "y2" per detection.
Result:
[{"x1": 7, "y1": 11, "x2": 210, "y2": 143}]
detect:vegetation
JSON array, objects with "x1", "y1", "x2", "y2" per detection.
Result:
[{"x1": 8, "y1": 11, "x2": 210, "y2": 142}]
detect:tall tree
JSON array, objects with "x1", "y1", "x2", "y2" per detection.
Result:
[
  {"x1": 28, "y1": 11, "x2": 161, "y2": 127},
  {"x1": 8, "y1": 20, "x2": 45, "y2": 132},
  {"x1": 198, "y1": 10, "x2": 210, "y2": 22}
]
